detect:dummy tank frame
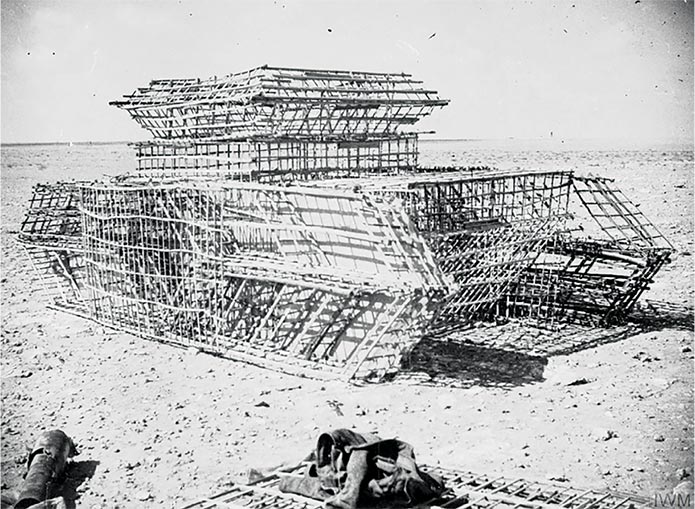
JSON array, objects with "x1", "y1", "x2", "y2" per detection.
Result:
[{"x1": 18, "y1": 65, "x2": 673, "y2": 381}]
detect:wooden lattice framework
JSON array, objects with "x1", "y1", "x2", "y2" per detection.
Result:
[
  {"x1": 317, "y1": 169, "x2": 576, "y2": 332},
  {"x1": 181, "y1": 461, "x2": 651, "y2": 509},
  {"x1": 18, "y1": 169, "x2": 671, "y2": 378},
  {"x1": 17, "y1": 65, "x2": 673, "y2": 380},
  {"x1": 19, "y1": 182, "x2": 87, "y2": 315},
  {"x1": 111, "y1": 66, "x2": 445, "y2": 181},
  {"x1": 74, "y1": 180, "x2": 445, "y2": 379},
  {"x1": 499, "y1": 176, "x2": 673, "y2": 326},
  {"x1": 130, "y1": 135, "x2": 419, "y2": 181},
  {"x1": 110, "y1": 66, "x2": 448, "y2": 141}
]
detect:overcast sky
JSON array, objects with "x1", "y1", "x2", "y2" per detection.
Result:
[{"x1": 1, "y1": 0, "x2": 693, "y2": 143}]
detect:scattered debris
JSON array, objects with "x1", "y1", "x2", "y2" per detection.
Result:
[
  {"x1": 2, "y1": 369, "x2": 33, "y2": 379},
  {"x1": 276, "y1": 385, "x2": 303, "y2": 392},
  {"x1": 594, "y1": 429, "x2": 618, "y2": 442},
  {"x1": 327, "y1": 400, "x2": 344, "y2": 416},
  {"x1": 633, "y1": 351, "x2": 661, "y2": 363},
  {"x1": 124, "y1": 460, "x2": 141, "y2": 470}
]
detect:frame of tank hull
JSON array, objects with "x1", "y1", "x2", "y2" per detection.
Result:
[{"x1": 18, "y1": 168, "x2": 672, "y2": 381}]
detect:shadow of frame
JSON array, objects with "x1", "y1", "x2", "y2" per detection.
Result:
[
  {"x1": 397, "y1": 338, "x2": 548, "y2": 389},
  {"x1": 395, "y1": 299, "x2": 693, "y2": 389}
]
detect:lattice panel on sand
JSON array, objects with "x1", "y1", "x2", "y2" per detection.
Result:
[
  {"x1": 77, "y1": 180, "x2": 445, "y2": 380},
  {"x1": 182, "y1": 462, "x2": 650, "y2": 509},
  {"x1": 110, "y1": 66, "x2": 448, "y2": 141},
  {"x1": 19, "y1": 182, "x2": 88, "y2": 314},
  {"x1": 132, "y1": 136, "x2": 418, "y2": 181}
]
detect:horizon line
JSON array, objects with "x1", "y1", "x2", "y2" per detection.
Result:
[{"x1": 2, "y1": 136, "x2": 693, "y2": 147}]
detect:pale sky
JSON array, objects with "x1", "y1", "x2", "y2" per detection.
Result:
[{"x1": 1, "y1": 0, "x2": 693, "y2": 143}]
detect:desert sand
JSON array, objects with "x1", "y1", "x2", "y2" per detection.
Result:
[{"x1": 1, "y1": 140, "x2": 693, "y2": 507}]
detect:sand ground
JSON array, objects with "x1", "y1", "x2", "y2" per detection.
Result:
[{"x1": 1, "y1": 141, "x2": 693, "y2": 508}]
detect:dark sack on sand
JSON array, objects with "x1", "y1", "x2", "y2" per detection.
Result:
[{"x1": 279, "y1": 429, "x2": 446, "y2": 508}]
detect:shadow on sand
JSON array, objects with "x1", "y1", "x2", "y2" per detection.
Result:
[
  {"x1": 395, "y1": 299, "x2": 693, "y2": 389},
  {"x1": 59, "y1": 460, "x2": 100, "y2": 509}
]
